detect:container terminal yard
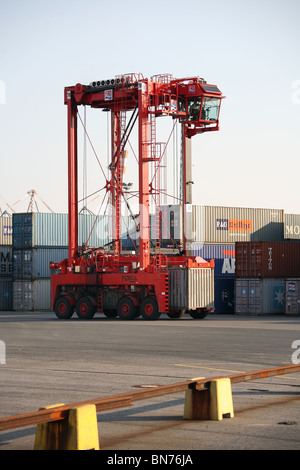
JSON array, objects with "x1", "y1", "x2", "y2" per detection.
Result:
[
  {"x1": 0, "y1": 73, "x2": 300, "y2": 453},
  {"x1": 1, "y1": 207, "x2": 300, "y2": 316}
]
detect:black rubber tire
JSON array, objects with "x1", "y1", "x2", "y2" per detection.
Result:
[
  {"x1": 189, "y1": 309, "x2": 207, "y2": 320},
  {"x1": 103, "y1": 309, "x2": 118, "y2": 318},
  {"x1": 140, "y1": 296, "x2": 160, "y2": 321},
  {"x1": 167, "y1": 309, "x2": 185, "y2": 319},
  {"x1": 117, "y1": 296, "x2": 137, "y2": 320},
  {"x1": 75, "y1": 296, "x2": 96, "y2": 320},
  {"x1": 54, "y1": 296, "x2": 74, "y2": 320}
]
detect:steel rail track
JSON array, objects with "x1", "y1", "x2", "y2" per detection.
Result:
[{"x1": 1, "y1": 364, "x2": 300, "y2": 432}]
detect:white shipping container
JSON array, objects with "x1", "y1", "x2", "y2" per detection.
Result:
[
  {"x1": 235, "y1": 278, "x2": 285, "y2": 315},
  {"x1": 285, "y1": 279, "x2": 300, "y2": 315},
  {"x1": 0, "y1": 216, "x2": 13, "y2": 245},
  {"x1": 13, "y1": 279, "x2": 51, "y2": 311},
  {"x1": 284, "y1": 214, "x2": 300, "y2": 240},
  {"x1": 168, "y1": 267, "x2": 214, "y2": 310}
]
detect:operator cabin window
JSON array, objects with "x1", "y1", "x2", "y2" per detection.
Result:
[
  {"x1": 200, "y1": 97, "x2": 221, "y2": 121},
  {"x1": 188, "y1": 98, "x2": 201, "y2": 121},
  {"x1": 178, "y1": 97, "x2": 186, "y2": 122}
]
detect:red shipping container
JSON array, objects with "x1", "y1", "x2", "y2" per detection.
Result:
[{"x1": 235, "y1": 242, "x2": 300, "y2": 278}]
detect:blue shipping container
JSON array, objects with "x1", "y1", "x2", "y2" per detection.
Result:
[
  {"x1": 214, "y1": 277, "x2": 235, "y2": 313},
  {"x1": 192, "y1": 244, "x2": 236, "y2": 277},
  {"x1": 12, "y1": 248, "x2": 68, "y2": 279},
  {"x1": 13, "y1": 213, "x2": 68, "y2": 248},
  {"x1": 12, "y1": 213, "x2": 133, "y2": 249},
  {"x1": 0, "y1": 278, "x2": 13, "y2": 310}
]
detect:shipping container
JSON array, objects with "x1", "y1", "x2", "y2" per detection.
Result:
[
  {"x1": 0, "y1": 246, "x2": 12, "y2": 277},
  {"x1": 13, "y1": 213, "x2": 68, "y2": 248},
  {"x1": 191, "y1": 244, "x2": 235, "y2": 277},
  {"x1": 285, "y1": 279, "x2": 300, "y2": 315},
  {"x1": 190, "y1": 206, "x2": 284, "y2": 244},
  {"x1": 150, "y1": 206, "x2": 182, "y2": 246},
  {"x1": 150, "y1": 205, "x2": 284, "y2": 247},
  {"x1": 12, "y1": 248, "x2": 68, "y2": 280},
  {"x1": 0, "y1": 216, "x2": 13, "y2": 245},
  {"x1": 235, "y1": 241, "x2": 300, "y2": 278},
  {"x1": 13, "y1": 279, "x2": 51, "y2": 311},
  {"x1": 235, "y1": 278, "x2": 285, "y2": 315},
  {"x1": 12, "y1": 212, "x2": 133, "y2": 249},
  {"x1": 0, "y1": 278, "x2": 13, "y2": 310},
  {"x1": 214, "y1": 277, "x2": 234, "y2": 313},
  {"x1": 284, "y1": 214, "x2": 300, "y2": 240},
  {"x1": 168, "y1": 267, "x2": 214, "y2": 310}
]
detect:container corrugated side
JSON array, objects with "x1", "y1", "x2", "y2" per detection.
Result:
[
  {"x1": 13, "y1": 280, "x2": 33, "y2": 310},
  {"x1": 0, "y1": 246, "x2": 12, "y2": 277},
  {"x1": 150, "y1": 205, "x2": 182, "y2": 247},
  {"x1": 13, "y1": 279, "x2": 50, "y2": 311},
  {"x1": 284, "y1": 214, "x2": 300, "y2": 240},
  {"x1": 0, "y1": 216, "x2": 13, "y2": 245},
  {"x1": 235, "y1": 278, "x2": 285, "y2": 314},
  {"x1": 12, "y1": 212, "x2": 132, "y2": 249},
  {"x1": 235, "y1": 241, "x2": 300, "y2": 278},
  {"x1": 189, "y1": 205, "x2": 284, "y2": 244},
  {"x1": 191, "y1": 244, "x2": 235, "y2": 277},
  {"x1": 12, "y1": 248, "x2": 68, "y2": 280},
  {"x1": 168, "y1": 267, "x2": 214, "y2": 310},
  {"x1": 13, "y1": 213, "x2": 68, "y2": 248},
  {"x1": 285, "y1": 279, "x2": 300, "y2": 315},
  {"x1": 78, "y1": 214, "x2": 111, "y2": 248},
  {"x1": 0, "y1": 278, "x2": 13, "y2": 310}
]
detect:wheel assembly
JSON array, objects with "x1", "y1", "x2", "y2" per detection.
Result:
[
  {"x1": 75, "y1": 296, "x2": 96, "y2": 320},
  {"x1": 117, "y1": 296, "x2": 137, "y2": 320},
  {"x1": 167, "y1": 309, "x2": 185, "y2": 319},
  {"x1": 189, "y1": 309, "x2": 208, "y2": 320},
  {"x1": 140, "y1": 296, "x2": 160, "y2": 321},
  {"x1": 54, "y1": 296, "x2": 74, "y2": 320}
]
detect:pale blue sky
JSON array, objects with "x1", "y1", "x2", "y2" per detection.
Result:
[{"x1": 0, "y1": 0, "x2": 299, "y2": 214}]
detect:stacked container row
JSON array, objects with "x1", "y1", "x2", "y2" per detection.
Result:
[
  {"x1": 11, "y1": 212, "x2": 136, "y2": 311},
  {"x1": 235, "y1": 241, "x2": 300, "y2": 316},
  {"x1": 0, "y1": 216, "x2": 13, "y2": 310}
]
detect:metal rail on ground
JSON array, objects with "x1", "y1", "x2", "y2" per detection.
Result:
[{"x1": 1, "y1": 364, "x2": 300, "y2": 432}]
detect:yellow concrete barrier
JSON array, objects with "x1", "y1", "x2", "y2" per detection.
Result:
[
  {"x1": 66, "y1": 404, "x2": 100, "y2": 450},
  {"x1": 184, "y1": 377, "x2": 234, "y2": 421},
  {"x1": 34, "y1": 403, "x2": 100, "y2": 450},
  {"x1": 34, "y1": 403, "x2": 66, "y2": 450}
]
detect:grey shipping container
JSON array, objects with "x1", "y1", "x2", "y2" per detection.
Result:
[
  {"x1": 13, "y1": 279, "x2": 51, "y2": 311},
  {"x1": 168, "y1": 267, "x2": 214, "y2": 310},
  {"x1": 0, "y1": 216, "x2": 13, "y2": 245},
  {"x1": 0, "y1": 246, "x2": 12, "y2": 277},
  {"x1": 235, "y1": 278, "x2": 285, "y2": 315},
  {"x1": 189, "y1": 205, "x2": 284, "y2": 244},
  {"x1": 284, "y1": 214, "x2": 300, "y2": 240},
  {"x1": 150, "y1": 205, "x2": 284, "y2": 247},
  {"x1": 0, "y1": 278, "x2": 13, "y2": 310},
  {"x1": 285, "y1": 279, "x2": 300, "y2": 315},
  {"x1": 12, "y1": 248, "x2": 68, "y2": 280}
]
